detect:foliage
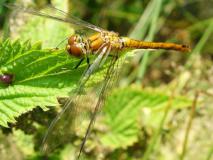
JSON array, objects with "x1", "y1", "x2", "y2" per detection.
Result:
[
  {"x1": 0, "y1": 39, "x2": 192, "y2": 159},
  {"x1": 0, "y1": 0, "x2": 212, "y2": 160},
  {"x1": 101, "y1": 87, "x2": 192, "y2": 149},
  {"x1": 0, "y1": 39, "x2": 87, "y2": 127}
]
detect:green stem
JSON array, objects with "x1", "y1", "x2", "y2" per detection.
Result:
[{"x1": 179, "y1": 92, "x2": 199, "y2": 160}]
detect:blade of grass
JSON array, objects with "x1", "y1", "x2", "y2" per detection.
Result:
[
  {"x1": 129, "y1": 0, "x2": 155, "y2": 39},
  {"x1": 186, "y1": 20, "x2": 213, "y2": 68},
  {"x1": 190, "y1": 20, "x2": 213, "y2": 55},
  {"x1": 136, "y1": 0, "x2": 163, "y2": 84},
  {"x1": 126, "y1": 1, "x2": 177, "y2": 85},
  {"x1": 187, "y1": 18, "x2": 213, "y2": 33},
  {"x1": 124, "y1": 0, "x2": 157, "y2": 85}
]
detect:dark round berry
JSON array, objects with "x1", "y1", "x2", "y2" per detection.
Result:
[{"x1": 0, "y1": 74, "x2": 14, "y2": 85}]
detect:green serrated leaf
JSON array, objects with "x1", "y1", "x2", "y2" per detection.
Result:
[
  {"x1": 0, "y1": 39, "x2": 111, "y2": 127},
  {"x1": 100, "y1": 87, "x2": 192, "y2": 149},
  {"x1": 0, "y1": 40, "x2": 85, "y2": 127}
]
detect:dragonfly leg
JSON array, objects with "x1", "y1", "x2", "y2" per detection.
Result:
[
  {"x1": 108, "y1": 54, "x2": 119, "y2": 59},
  {"x1": 86, "y1": 56, "x2": 91, "y2": 69},
  {"x1": 74, "y1": 58, "x2": 85, "y2": 69}
]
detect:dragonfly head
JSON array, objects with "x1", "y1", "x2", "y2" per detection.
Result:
[{"x1": 66, "y1": 35, "x2": 84, "y2": 57}]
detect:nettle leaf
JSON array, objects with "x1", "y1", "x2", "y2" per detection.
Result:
[
  {"x1": 100, "y1": 87, "x2": 192, "y2": 149},
  {"x1": 0, "y1": 39, "x2": 88, "y2": 127}
]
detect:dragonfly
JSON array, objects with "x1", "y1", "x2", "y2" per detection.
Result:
[{"x1": 6, "y1": 3, "x2": 190, "y2": 159}]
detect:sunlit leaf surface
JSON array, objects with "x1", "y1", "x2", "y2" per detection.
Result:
[
  {"x1": 0, "y1": 39, "x2": 86, "y2": 127},
  {"x1": 101, "y1": 87, "x2": 192, "y2": 149}
]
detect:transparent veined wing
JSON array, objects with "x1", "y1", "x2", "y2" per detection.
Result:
[
  {"x1": 76, "y1": 50, "x2": 124, "y2": 159},
  {"x1": 41, "y1": 44, "x2": 122, "y2": 159},
  {"x1": 4, "y1": 3, "x2": 105, "y2": 33}
]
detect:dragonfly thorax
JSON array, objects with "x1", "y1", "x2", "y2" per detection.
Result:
[
  {"x1": 66, "y1": 35, "x2": 89, "y2": 58},
  {"x1": 88, "y1": 31, "x2": 123, "y2": 51}
]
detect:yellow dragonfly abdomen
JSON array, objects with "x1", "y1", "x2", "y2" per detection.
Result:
[{"x1": 121, "y1": 37, "x2": 190, "y2": 52}]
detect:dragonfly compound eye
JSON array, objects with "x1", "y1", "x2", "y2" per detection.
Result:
[
  {"x1": 67, "y1": 35, "x2": 84, "y2": 57},
  {"x1": 66, "y1": 44, "x2": 83, "y2": 57},
  {"x1": 68, "y1": 35, "x2": 76, "y2": 45}
]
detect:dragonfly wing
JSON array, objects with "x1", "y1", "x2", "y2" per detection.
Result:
[
  {"x1": 41, "y1": 44, "x2": 115, "y2": 157},
  {"x1": 45, "y1": 5, "x2": 105, "y2": 32},
  {"x1": 41, "y1": 92, "x2": 97, "y2": 155},
  {"x1": 5, "y1": 3, "x2": 105, "y2": 33},
  {"x1": 77, "y1": 46, "x2": 120, "y2": 158}
]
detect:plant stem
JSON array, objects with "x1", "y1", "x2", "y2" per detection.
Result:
[{"x1": 179, "y1": 92, "x2": 199, "y2": 160}]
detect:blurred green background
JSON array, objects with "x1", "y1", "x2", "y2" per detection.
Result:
[{"x1": 0, "y1": 0, "x2": 213, "y2": 160}]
